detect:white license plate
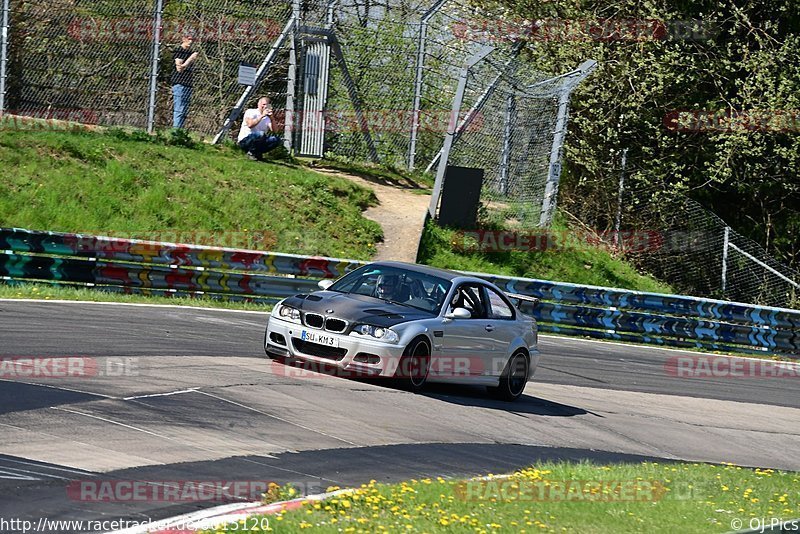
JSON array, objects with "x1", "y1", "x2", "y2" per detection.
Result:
[{"x1": 301, "y1": 330, "x2": 339, "y2": 348}]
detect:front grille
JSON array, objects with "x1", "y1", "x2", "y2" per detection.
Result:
[
  {"x1": 292, "y1": 338, "x2": 347, "y2": 361},
  {"x1": 304, "y1": 313, "x2": 324, "y2": 328},
  {"x1": 325, "y1": 318, "x2": 348, "y2": 333}
]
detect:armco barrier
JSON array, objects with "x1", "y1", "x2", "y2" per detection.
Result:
[
  {"x1": 0, "y1": 228, "x2": 365, "y2": 305},
  {"x1": 1, "y1": 228, "x2": 798, "y2": 357}
]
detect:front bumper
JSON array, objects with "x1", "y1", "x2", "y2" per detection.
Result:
[{"x1": 265, "y1": 315, "x2": 407, "y2": 378}]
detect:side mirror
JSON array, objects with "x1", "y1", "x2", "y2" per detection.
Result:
[
  {"x1": 317, "y1": 279, "x2": 334, "y2": 290},
  {"x1": 445, "y1": 307, "x2": 472, "y2": 320}
]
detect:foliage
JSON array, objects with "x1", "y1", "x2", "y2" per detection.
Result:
[
  {"x1": 417, "y1": 218, "x2": 672, "y2": 293},
  {"x1": 207, "y1": 461, "x2": 800, "y2": 533},
  {"x1": 475, "y1": 0, "x2": 800, "y2": 273}
]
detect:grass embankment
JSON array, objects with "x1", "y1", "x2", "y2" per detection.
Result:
[
  {"x1": 418, "y1": 217, "x2": 672, "y2": 293},
  {"x1": 1, "y1": 127, "x2": 671, "y2": 307},
  {"x1": 209, "y1": 461, "x2": 798, "y2": 533},
  {"x1": 0, "y1": 127, "x2": 382, "y2": 259}
]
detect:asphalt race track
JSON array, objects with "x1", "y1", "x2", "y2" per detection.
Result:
[{"x1": 1, "y1": 300, "x2": 798, "y2": 531}]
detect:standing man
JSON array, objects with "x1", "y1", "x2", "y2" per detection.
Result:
[
  {"x1": 171, "y1": 32, "x2": 199, "y2": 129},
  {"x1": 237, "y1": 96, "x2": 282, "y2": 160}
]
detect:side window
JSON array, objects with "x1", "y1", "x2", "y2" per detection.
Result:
[
  {"x1": 450, "y1": 284, "x2": 488, "y2": 319},
  {"x1": 485, "y1": 286, "x2": 514, "y2": 319}
]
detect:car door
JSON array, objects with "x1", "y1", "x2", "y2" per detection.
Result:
[
  {"x1": 432, "y1": 283, "x2": 494, "y2": 380},
  {"x1": 480, "y1": 285, "x2": 520, "y2": 377}
]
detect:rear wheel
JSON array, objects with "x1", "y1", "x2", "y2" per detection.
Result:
[
  {"x1": 488, "y1": 351, "x2": 529, "y2": 401},
  {"x1": 395, "y1": 338, "x2": 431, "y2": 392}
]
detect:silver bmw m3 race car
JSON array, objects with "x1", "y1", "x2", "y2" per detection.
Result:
[{"x1": 265, "y1": 261, "x2": 539, "y2": 401}]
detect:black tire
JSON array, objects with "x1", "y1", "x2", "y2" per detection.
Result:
[
  {"x1": 395, "y1": 337, "x2": 431, "y2": 392},
  {"x1": 488, "y1": 351, "x2": 529, "y2": 402}
]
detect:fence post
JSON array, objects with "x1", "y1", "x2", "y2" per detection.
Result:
[
  {"x1": 408, "y1": 0, "x2": 446, "y2": 171},
  {"x1": 212, "y1": 14, "x2": 298, "y2": 145},
  {"x1": 0, "y1": 0, "x2": 9, "y2": 117},
  {"x1": 498, "y1": 92, "x2": 515, "y2": 195},
  {"x1": 284, "y1": 0, "x2": 301, "y2": 152},
  {"x1": 539, "y1": 60, "x2": 597, "y2": 227},
  {"x1": 613, "y1": 147, "x2": 628, "y2": 250},
  {"x1": 428, "y1": 45, "x2": 493, "y2": 218},
  {"x1": 538, "y1": 82, "x2": 570, "y2": 227},
  {"x1": 721, "y1": 226, "x2": 730, "y2": 296},
  {"x1": 146, "y1": 0, "x2": 163, "y2": 134}
]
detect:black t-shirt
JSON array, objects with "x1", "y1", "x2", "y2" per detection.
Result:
[{"x1": 171, "y1": 47, "x2": 195, "y2": 87}]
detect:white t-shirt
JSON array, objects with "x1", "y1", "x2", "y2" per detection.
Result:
[{"x1": 237, "y1": 108, "x2": 272, "y2": 142}]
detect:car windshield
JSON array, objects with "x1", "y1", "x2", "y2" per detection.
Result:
[{"x1": 329, "y1": 265, "x2": 452, "y2": 313}]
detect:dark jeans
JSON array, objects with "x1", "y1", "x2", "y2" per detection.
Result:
[{"x1": 238, "y1": 131, "x2": 282, "y2": 158}]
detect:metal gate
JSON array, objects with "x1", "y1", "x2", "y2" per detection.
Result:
[{"x1": 297, "y1": 37, "x2": 331, "y2": 157}]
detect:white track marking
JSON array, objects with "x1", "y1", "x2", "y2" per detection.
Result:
[
  {"x1": 0, "y1": 298, "x2": 269, "y2": 315},
  {"x1": 0, "y1": 465, "x2": 71, "y2": 480},
  {"x1": 0, "y1": 457, "x2": 95, "y2": 475},
  {"x1": 0, "y1": 469, "x2": 40, "y2": 480},
  {"x1": 0, "y1": 378, "x2": 116, "y2": 399},
  {"x1": 124, "y1": 388, "x2": 198, "y2": 401},
  {"x1": 539, "y1": 333, "x2": 787, "y2": 361},
  {"x1": 51, "y1": 407, "x2": 178, "y2": 441}
]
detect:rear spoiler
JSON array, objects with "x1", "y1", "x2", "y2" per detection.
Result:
[{"x1": 505, "y1": 292, "x2": 540, "y2": 309}]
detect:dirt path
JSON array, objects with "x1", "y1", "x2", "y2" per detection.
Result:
[{"x1": 313, "y1": 169, "x2": 431, "y2": 263}]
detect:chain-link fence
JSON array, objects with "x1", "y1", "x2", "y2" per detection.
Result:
[
  {"x1": 1, "y1": 0, "x2": 292, "y2": 136},
  {"x1": 625, "y1": 196, "x2": 799, "y2": 309},
  {"x1": 0, "y1": 0, "x2": 592, "y2": 229}
]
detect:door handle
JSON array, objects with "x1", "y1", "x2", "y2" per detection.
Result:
[{"x1": 485, "y1": 325, "x2": 494, "y2": 332}]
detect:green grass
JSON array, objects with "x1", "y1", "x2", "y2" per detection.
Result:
[
  {"x1": 0, "y1": 281, "x2": 272, "y2": 312},
  {"x1": 0, "y1": 126, "x2": 671, "y2": 310},
  {"x1": 418, "y1": 217, "x2": 672, "y2": 293},
  {"x1": 0, "y1": 127, "x2": 382, "y2": 259},
  {"x1": 206, "y1": 461, "x2": 799, "y2": 533}
]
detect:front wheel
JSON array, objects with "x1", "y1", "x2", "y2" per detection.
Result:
[
  {"x1": 488, "y1": 351, "x2": 529, "y2": 402},
  {"x1": 395, "y1": 338, "x2": 431, "y2": 392}
]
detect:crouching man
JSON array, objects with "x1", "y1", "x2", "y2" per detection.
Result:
[{"x1": 237, "y1": 96, "x2": 282, "y2": 160}]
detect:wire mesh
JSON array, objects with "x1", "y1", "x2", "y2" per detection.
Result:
[
  {"x1": 2, "y1": 0, "x2": 293, "y2": 136},
  {"x1": 5, "y1": 0, "x2": 154, "y2": 128},
  {"x1": 627, "y1": 196, "x2": 799, "y2": 308},
  {"x1": 2, "y1": 0, "x2": 578, "y2": 228}
]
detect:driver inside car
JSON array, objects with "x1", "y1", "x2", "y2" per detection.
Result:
[{"x1": 376, "y1": 274, "x2": 410, "y2": 302}]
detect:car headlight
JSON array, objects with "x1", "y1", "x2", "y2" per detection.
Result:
[
  {"x1": 354, "y1": 324, "x2": 400, "y2": 343},
  {"x1": 274, "y1": 302, "x2": 302, "y2": 324}
]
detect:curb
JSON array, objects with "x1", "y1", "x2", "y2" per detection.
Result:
[{"x1": 106, "y1": 489, "x2": 355, "y2": 534}]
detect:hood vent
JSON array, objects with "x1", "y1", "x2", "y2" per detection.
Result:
[{"x1": 363, "y1": 308, "x2": 405, "y2": 319}]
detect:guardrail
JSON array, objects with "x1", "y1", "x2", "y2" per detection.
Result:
[{"x1": 2, "y1": 227, "x2": 798, "y2": 357}]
